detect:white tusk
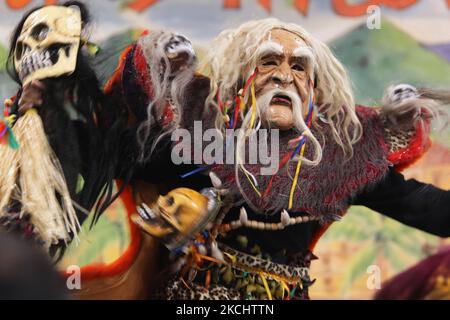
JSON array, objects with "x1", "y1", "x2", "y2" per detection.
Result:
[
  {"x1": 211, "y1": 241, "x2": 225, "y2": 262},
  {"x1": 281, "y1": 209, "x2": 291, "y2": 227},
  {"x1": 136, "y1": 206, "x2": 149, "y2": 220},
  {"x1": 240, "y1": 206, "x2": 248, "y2": 225},
  {"x1": 209, "y1": 171, "x2": 223, "y2": 189}
]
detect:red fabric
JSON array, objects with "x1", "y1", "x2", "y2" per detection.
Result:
[
  {"x1": 0, "y1": 121, "x2": 7, "y2": 145},
  {"x1": 63, "y1": 182, "x2": 141, "y2": 281},
  {"x1": 132, "y1": 44, "x2": 153, "y2": 100},
  {"x1": 309, "y1": 223, "x2": 332, "y2": 252},
  {"x1": 387, "y1": 121, "x2": 431, "y2": 172},
  {"x1": 159, "y1": 103, "x2": 175, "y2": 128},
  {"x1": 104, "y1": 45, "x2": 133, "y2": 95},
  {"x1": 103, "y1": 29, "x2": 151, "y2": 95}
]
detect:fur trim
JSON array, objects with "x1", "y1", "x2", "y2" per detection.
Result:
[{"x1": 385, "y1": 122, "x2": 431, "y2": 171}]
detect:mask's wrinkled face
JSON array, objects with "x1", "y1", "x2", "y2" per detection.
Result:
[
  {"x1": 132, "y1": 188, "x2": 214, "y2": 249},
  {"x1": 14, "y1": 6, "x2": 82, "y2": 85},
  {"x1": 254, "y1": 28, "x2": 315, "y2": 131}
]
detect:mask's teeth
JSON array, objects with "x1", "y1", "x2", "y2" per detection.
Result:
[
  {"x1": 45, "y1": 51, "x2": 51, "y2": 65},
  {"x1": 21, "y1": 56, "x2": 31, "y2": 78},
  {"x1": 20, "y1": 50, "x2": 54, "y2": 80},
  {"x1": 40, "y1": 52, "x2": 45, "y2": 67},
  {"x1": 141, "y1": 202, "x2": 156, "y2": 219},
  {"x1": 137, "y1": 206, "x2": 150, "y2": 220},
  {"x1": 37, "y1": 52, "x2": 44, "y2": 69},
  {"x1": 27, "y1": 56, "x2": 32, "y2": 75},
  {"x1": 30, "y1": 53, "x2": 38, "y2": 73}
]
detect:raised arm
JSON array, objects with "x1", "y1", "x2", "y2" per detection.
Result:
[{"x1": 353, "y1": 168, "x2": 450, "y2": 237}]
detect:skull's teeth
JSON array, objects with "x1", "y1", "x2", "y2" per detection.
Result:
[
  {"x1": 137, "y1": 203, "x2": 156, "y2": 220},
  {"x1": 19, "y1": 50, "x2": 54, "y2": 80},
  {"x1": 142, "y1": 203, "x2": 156, "y2": 219},
  {"x1": 137, "y1": 206, "x2": 150, "y2": 220}
]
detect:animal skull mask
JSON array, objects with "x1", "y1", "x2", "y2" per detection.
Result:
[{"x1": 14, "y1": 6, "x2": 82, "y2": 85}]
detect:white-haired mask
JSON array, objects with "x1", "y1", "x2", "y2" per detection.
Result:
[{"x1": 253, "y1": 28, "x2": 315, "y2": 131}]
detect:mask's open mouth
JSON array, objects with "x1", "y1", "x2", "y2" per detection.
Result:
[
  {"x1": 135, "y1": 203, "x2": 180, "y2": 231},
  {"x1": 18, "y1": 44, "x2": 71, "y2": 81},
  {"x1": 19, "y1": 51, "x2": 52, "y2": 80},
  {"x1": 270, "y1": 94, "x2": 292, "y2": 108}
]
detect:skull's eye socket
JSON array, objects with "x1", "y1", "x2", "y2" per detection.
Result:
[
  {"x1": 166, "y1": 196, "x2": 175, "y2": 207},
  {"x1": 31, "y1": 23, "x2": 49, "y2": 42},
  {"x1": 394, "y1": 89, "x2": 403, "y2": 95},
  {"x1": 46, "y1": 43, "x2": 72, "y2": 64},
  {"x1": 15, "y1": 41, "x2": 24, "y2": 60}
]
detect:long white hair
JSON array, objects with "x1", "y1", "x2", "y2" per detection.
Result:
[
  {"x1": 202, "y1": 18, "x2": 362, "y2": 163},
  {"x1": 137, "y1": 30, "x2": 197, "y2": 161},
  {"x1": 200, "y1": 19, "x2": 363, "y2": 210}
]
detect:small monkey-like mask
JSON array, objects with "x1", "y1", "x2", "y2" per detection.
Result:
[
  {"x1": 14, "y1": 6, "x2": 82, "y2": 85},
  {"x1": 132, "y1": 188, "x2": 220, "y2": 250}
]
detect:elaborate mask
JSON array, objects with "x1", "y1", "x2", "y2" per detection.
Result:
[
  {"x1": 254, "y1": 28, "x2": 315, "y2": 131},
  {"x1": 132, "y1": 188, "x2": 220, "y2": 250},
  {"x1": 14, "y1": 6, "x2": 82, "y2": 85}
]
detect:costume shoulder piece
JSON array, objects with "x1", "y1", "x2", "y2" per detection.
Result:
[
  {"x1": 104, "y1": 30, "x2": 202, "y2": 127},
  {"x1": 208, "y1": 84, "x2": 447, "y2": 221},
  {"x1": 209, "y1": 105, "x2": 391, "y2": 221}
]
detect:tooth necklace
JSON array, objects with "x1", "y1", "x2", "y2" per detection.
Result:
[{"x1": 218, "y1": 207, "x2": 319, "y2": 233}]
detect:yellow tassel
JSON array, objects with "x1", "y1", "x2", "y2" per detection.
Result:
[
  {"x1": 260, "y1": 274, "x2": 273, "y2": 300},
  {"x1": 288, "y1": 143, "x2": 307, "y2": 210},
  {"x1": 223, "y1": 252, "x2": 237, "y2": 264},
  {"x1": 281, "y1": 281, "x2": 290, "y2": 300},
  {"x1": 238, "y1": 78, "x2": 261, "y2": 197},
  {"x1": 84, "y1": 40, "x2": 100, "y2": 57},
  {"x1": 242, "y1": 166, "x2": 261, "y2": 197},
  {"x1": 4, "y1": 115, "x2": 17, "y2": 126},
  {"x1": 249, "y1": 81, "x2": 257, "y2": 129}
]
